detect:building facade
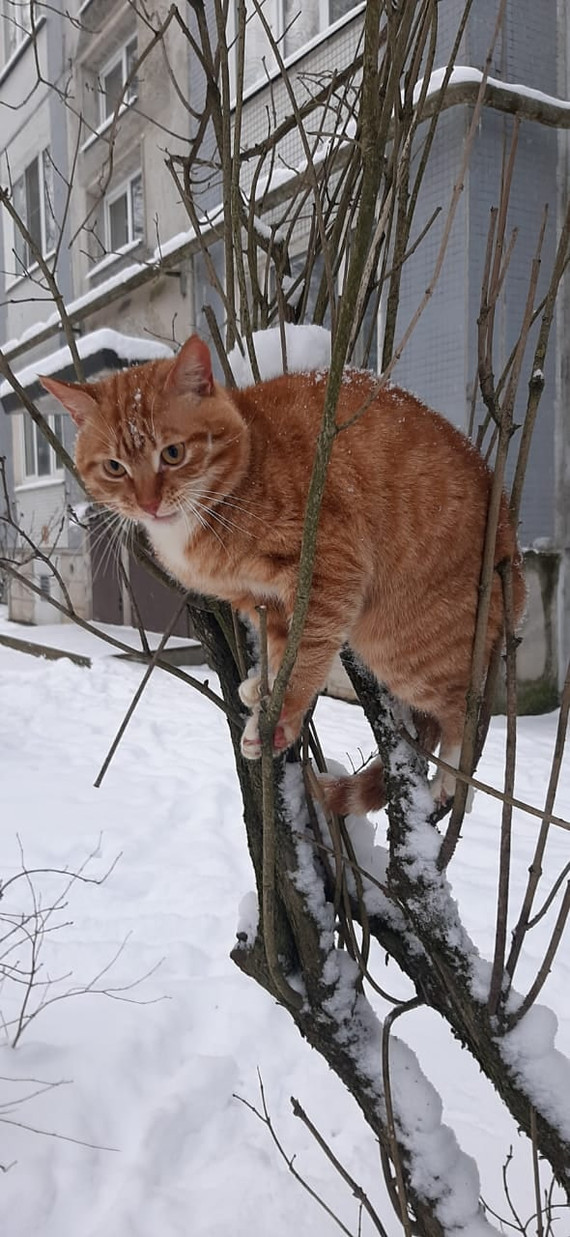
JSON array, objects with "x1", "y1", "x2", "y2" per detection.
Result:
[{"x1": 0, "y1": 1, "x2": 568, "y2": 705}]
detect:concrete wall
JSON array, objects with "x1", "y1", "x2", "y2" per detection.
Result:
[
  {"x1": 517, "y1": 550, "x2": 560, "y2": 712},
  {"x1": 0, "y1": 7, "x2": 71, "y2": 345},
  {"x1": 69, "y1": 0, "x2": 195, "y2": 303},
  {"x1": 1, "y1": 1, "x2": 198, "y2": 626},
  {"x1": 8, "y1": 540, "x2": 92, "y2": 625}
]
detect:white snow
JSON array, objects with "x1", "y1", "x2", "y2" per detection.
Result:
[
  {"x1": 0, "y1": 330, "x2": 173, "y2": 400},
  {"x1": 0, "y1": 616, "x2": 568, "y2": 1235},
  {"x1": 500, "y1": 1004, "x2": 570, "y2": 1142},
  {"x1": 414, "y1": 65, "x2": 570, "y2": 113},
  {"x1": 236, "y1": 891, "x2": 259, "y2": 943},
  {"x1": 228, "y1": 324, "x2": 331, "y2": 386},
  {"x1": 0, "y1": 614, "x2": 197, "y2": 659}
]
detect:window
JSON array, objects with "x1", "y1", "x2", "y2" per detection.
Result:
[
  {"x1": 238, "y1": 0, "x2": 359, "y2": 91},
  {"x1": 3, "y1": 0, "x2": 32, "y2": 63},
  {"x1": 22, "y1": 413, "x2": 63, "y2": 480},
  {"x1": 98, "y1": 36, "x2": 138, "y2": 126},
  {"x1": 12, "y1": 148, "x2": 55, "y2": 274},
  {"x1": 104, "y1": 171, "x2": 143, "y2": 253}
]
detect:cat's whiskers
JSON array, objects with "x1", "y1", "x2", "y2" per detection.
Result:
[
  {"x1": 174, "y1": 498, "x2": 198, "y2": 551},
  {"x1": 88, "y1": 507, "x2": 124, "y2": 555},
  {"x1": 195, "y1": 499, "x2": 251, "y2": 539},
  {"x1": 89, "y1": 509, "x2": 130, "y2": 584},
  {"x1": 174, "y1": 492, "x2": 210, "y2": 538},
  {"x1": 177, "y1": 492, "x2": 228, "y2": 552},
  {"x1": 191, "y1": 488, "x2": 267, "y2": 526}
]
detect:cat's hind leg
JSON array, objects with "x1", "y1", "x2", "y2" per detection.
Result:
[{"x1": 430, "y1": 741, "x2": 462, "y2": 806}]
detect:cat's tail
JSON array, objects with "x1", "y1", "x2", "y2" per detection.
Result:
[
  {"x1": 318, "y1": 758, "x2": 387, "y2": 816},
  {"x1": 317, "y1": 712, "x2": 441, "y2": 816}
]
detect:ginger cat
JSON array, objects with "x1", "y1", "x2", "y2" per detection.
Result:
[{"x1": 40, "y1": 334, "x2": 525, "y2": 808}]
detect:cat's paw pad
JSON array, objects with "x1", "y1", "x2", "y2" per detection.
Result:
[
  {"x1": 240, "y1": 708, "x2": 262, "y2": 759},
  {"x1": 239, "y1": 708, "x2": 301, "y2": 760},
  {"x1": 273, "y1": 721, "x2": 294, "y2": 752}
]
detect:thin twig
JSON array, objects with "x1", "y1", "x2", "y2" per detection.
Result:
[
  {"x1": 531, "y1": 1107, "x2": 545, "y2": 1237},
  {"x1": 381, "y1": 999, "x2": 422, "y2": 1237},
  {"x1": 0, "y1": 561, "x2": 234, "y2": 720},
  {"x1": 235, "y1": 1075, "x2": 357, "y2": 1237},
  {"x1": 291, "y1": 1096, "x2": 390, "y2": 1237},
  {"x1": 507, "y1": 882, "x2": 570, "y2": 1028},
  {"x1": 506, "y1": 659, "x2": 570, "y2": 980},
  {"x1": 93, "y1": 592, "x2": 190, "y2": 787},
  {"x1": 488, "y1": 561, "x2": 518, "y2": 1017}
]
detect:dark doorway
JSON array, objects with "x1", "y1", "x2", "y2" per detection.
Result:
[{"x1": 89, "y1": 515, "x2": 194, "y2": 637}]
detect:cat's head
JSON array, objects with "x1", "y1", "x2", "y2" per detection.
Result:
[{"x1": 39, "y1": 335, "x2": 248, "y2": 529}]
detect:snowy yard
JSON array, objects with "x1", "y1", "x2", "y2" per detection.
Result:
[{"x1": 0, "y1": 619, "x2": 568, "y2": 1236}]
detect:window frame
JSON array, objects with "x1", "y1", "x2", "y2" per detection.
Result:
[
  {"x1": 20, "y1": 412, "x2": 64, "y2": 484},
  {"x1": 97, "y1": 35, "x2": 138, "y2": 128},
  {"x1": 9, "y1": 147, "x2": 55, "y2": 283},
  {"x1": 2, "y1": 0, "x2": 32, "y2": 64},
  {"x1": 103, "y1": 169, "x2": 144, "y2": 256},
  {"x1": 235, "y1": 0, "x2": 361, "y2": 95}
]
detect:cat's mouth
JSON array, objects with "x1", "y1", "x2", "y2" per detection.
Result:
[{"x1": 139, "y1": 510, "x2": 180, "y2": 525}]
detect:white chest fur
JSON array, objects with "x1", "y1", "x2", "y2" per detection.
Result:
[
  {"x1": 143, "y1": 516, "x2": 196, "y2": 589},
  {"x1": 142, "y1": 513, "x2": 282, "y2": 605}
]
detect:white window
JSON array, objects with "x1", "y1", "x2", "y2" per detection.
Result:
[
  {"x1": 3, "y1": 0, "x2": 32, "y2": 63},
  {"x1": 239, "y1": 0, "x2": 359, "y2": 90},
  {"x1": 104, "y1": 171, "x2": 143, "y2": 252},
  {"x1": 98, "y1": 36, "x2": 138, "y2": 126},
  {"x1": 12, "y1": 148, "x2": 55, "y2": 275},
  {"x1": 22, "y1": 413, "x2": 64, "y2": 480}
]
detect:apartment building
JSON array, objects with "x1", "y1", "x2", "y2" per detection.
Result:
[
  {"x1": 0, "y1": 0, "x2": 198, "y2": 626},
  {"x1": 0, "y1": 1, "x2": 569, "y2": 706}
]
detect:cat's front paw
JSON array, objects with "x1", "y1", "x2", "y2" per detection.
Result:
[
  {"x1": 240, "y1": 707, "x2": 262, "y2": 759},
  {"x1": 239, "y1": 706, "x2": 301, "y2": 760},
  {"x1": 238, "y1": 675, "x2": 262, "y2": 709}
]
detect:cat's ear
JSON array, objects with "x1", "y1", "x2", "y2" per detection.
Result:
[
  {"x1": 38, "y1": 374, "x2": 99, "y2": 427},
  {"x1": 165, "y1": 335, "x2": 214, "y2": 399}
]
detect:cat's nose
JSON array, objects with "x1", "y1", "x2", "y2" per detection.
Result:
[{"x1": 139, "y1": 497, "x2": 161, "y2": 516}]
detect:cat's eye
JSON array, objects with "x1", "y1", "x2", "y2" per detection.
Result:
[
  {"x1": 161, "y1": 443, "x2": 185, "y2": 466},
  {"x1": 103, "y1": 459, "x2": 126, "y2": 478}
]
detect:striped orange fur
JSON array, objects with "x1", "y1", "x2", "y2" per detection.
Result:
[{"x1": 40, "y1": 334, "x2": 525, "y2": 808}]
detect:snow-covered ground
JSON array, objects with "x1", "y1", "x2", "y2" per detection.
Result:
[{"x1": 0, "y1": 620, "x2": 568, "y2": 1236}]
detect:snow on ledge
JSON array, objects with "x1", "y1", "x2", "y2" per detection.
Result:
[
  {"x1": 228, "y1": 324, "x2": 332, "y2": 386},
  {"x1": 2, "y1": 65, "x2": 568, "y2": 371},
  {"x1": 415, "y1": 65, "x2": 570, "y2": 114},
  {"x1": 0, "y1": 329, "x2": 173, "y2": 400}
]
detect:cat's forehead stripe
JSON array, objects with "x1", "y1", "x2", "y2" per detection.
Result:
[{"x1": 100, "y1": 368, "x2": 160, "y2": 454}]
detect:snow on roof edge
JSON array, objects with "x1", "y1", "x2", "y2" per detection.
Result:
[
  {"x1": 0, "y1": 329, "x2": 174, "y2": 400},
  {"x1": 414, "y1": 65, "x2": 570, "y2": 112},
  {"x1": 2, "y1": 65, "x2": 568, "y2": 368}
]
